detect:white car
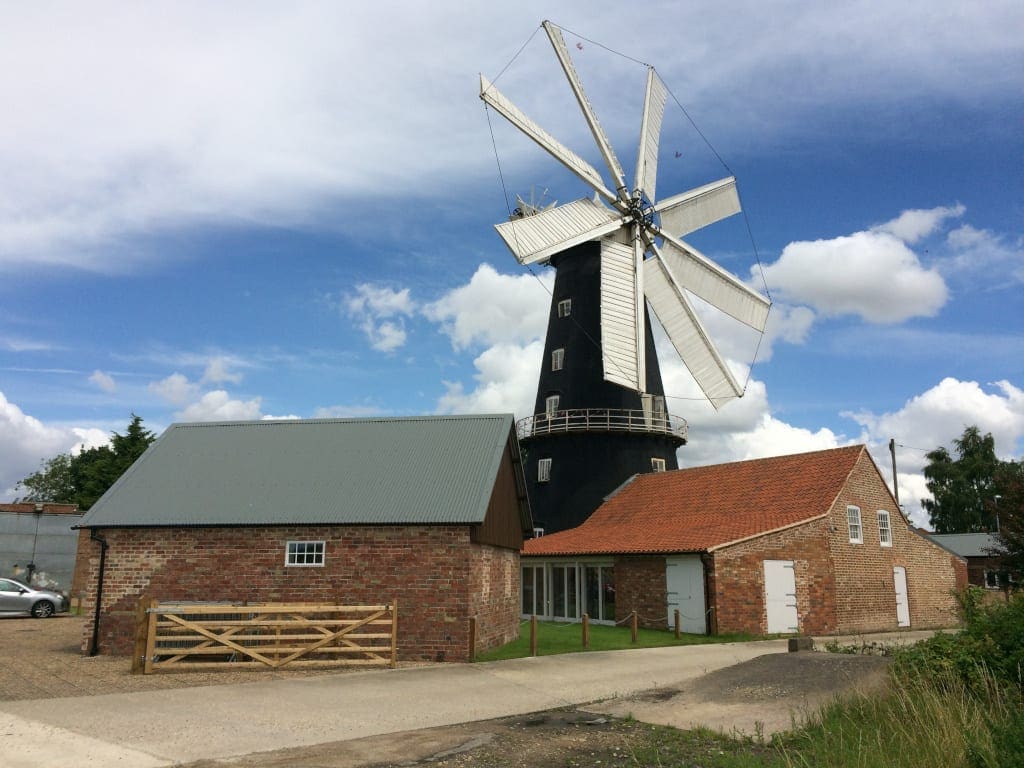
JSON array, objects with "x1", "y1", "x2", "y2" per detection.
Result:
[{"x1": 0, "y1": 577, "x2": 69, "y2": 618}]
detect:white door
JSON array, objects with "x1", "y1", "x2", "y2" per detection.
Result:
[
  {"x1": 764, "y1": 560, "x2": 799, "y2": 633},
  {"x1": 665, "y1": 556, "x2": 706, "y2": 634},
  {"x1": 894, "y1": 566, "x2": 911, "y2": 627}
]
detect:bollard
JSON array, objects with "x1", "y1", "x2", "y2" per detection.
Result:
[
  {"x1": 469, "y1": 616, "x2": 477, "y2": 662},
  {"x1": 674, "y1": 609, "x2": 681, "y2": 639},
  {"x1": 631, "y1": 611, "x2": 638, "y2": 643},
  {"x1": 530, "y1": 614, "x2": 538, "y2": 656},
  {"x1": 582, "y1": 613, "x2": 590, "y2": 649}
]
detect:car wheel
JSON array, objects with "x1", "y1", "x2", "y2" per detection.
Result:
[{"x1": 31, "y1": 600, "x2": 55, "y2": 618}]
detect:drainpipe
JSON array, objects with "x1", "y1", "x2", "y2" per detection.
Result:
[{"x1": 88, "y1": 529, "x2": 109, "y2": 657}]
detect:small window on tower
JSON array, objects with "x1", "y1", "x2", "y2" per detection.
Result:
[
  {"x1": 551, "y1": 348, "x2": 564, "y2": 371},
  {"x1": 651, "y1": 458, "x2": 666, "y2": 472},
  {"x1": 545, "y1": 394, "x2": 560, "y2": 419},
  {"x1": 538, "y1": 458, "x2": 552, "y2": 482},
  {"x1": 557, "y1": 299, "x2": 572, "y2": 318}
]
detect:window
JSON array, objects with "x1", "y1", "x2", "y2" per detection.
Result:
[
  {"x1": 651, "y1": 457, "x2": 666, "y2": 472},
  {"x1": 537, "y1": 458, "x2": 552, "y2": 482},
  {"x1": 877, "y1": 510, "x2": 892, "y2": 547},
  {"x1": 551, "y1": 348, "x2": 564, "y2": 371},
  {"x1": 557, "y1": 298, "x2": 572, "y2": 318},
  {"x1": 847, "y1": 506, "x2": 863, "y2": 544},
  {"x1": 285, "y1": 540, "x2": 325, "y2": 567},
  {"x1": 652, "y1": 396, "x2": 667, "y2": 422},
  {"x1": 545, "y1": 394, "x2": 560, "y2": 419}
]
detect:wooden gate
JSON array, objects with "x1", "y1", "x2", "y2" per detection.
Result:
[{"x1": 133, "y1": 600, "x2": 397, "y2": 674}]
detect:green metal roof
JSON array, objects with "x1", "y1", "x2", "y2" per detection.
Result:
[
  {"x1": 79, "y1": 415, "x2": 520, "y2": 528},
  {"x1": 928, "y1": 532, "x2": 1000, "y2": 558}
]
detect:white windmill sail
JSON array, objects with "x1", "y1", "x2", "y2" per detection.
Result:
[{"x1": 480, "y1": 20, "x2": 771, "y2": 408}]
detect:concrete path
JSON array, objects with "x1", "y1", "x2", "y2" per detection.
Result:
[{"x1": 0, "y1": 630, "x2": 939, "y2": 768}]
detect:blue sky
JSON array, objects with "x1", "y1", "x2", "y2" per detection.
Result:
[{"x1": 2, "y1": 1, "x2": 1022, "y2": 527}]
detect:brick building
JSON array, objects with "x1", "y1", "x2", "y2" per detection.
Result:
[
  {"x1": 74, "y1": 415, "x2": 532, "y2": 662},
  {"x1": 523, "y1": 446, "x2": 966, "y2": 636}
]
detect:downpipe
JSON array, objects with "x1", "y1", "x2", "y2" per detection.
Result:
[{"x1": 88, "y1": 529, "x2": 109, "y2": 656}]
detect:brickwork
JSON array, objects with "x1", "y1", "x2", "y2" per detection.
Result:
[
  {"x1": 76, "y1": 524, "x2": 521, "y2": 662},
  {"x1": 613, "y1": 556, "x2": 667, "y2": 629},
  {"x1": 711, "y1": 518, "x2": 837, "y2": 635},
  {"x1": 825, "y1": 452, "x2": 964, "y2": 632},
  {"x1": 468, "y1": 544, "x2": 521, "y2": 653}
]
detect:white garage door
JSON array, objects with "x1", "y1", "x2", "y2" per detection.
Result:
[
  {"x1": 763, "y1": 559, "x2": 799, "y2": 634},
  {"x1": 665, "y1": 556, "x2": 706, "y2": 634}
]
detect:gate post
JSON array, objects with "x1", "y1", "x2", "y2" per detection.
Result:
[
  {"x1": 390, "y1": 599, "x2": 399, "y2": 668},
  {"x1": 131, "y1": 596, "x2": 151, "y2": 674}
]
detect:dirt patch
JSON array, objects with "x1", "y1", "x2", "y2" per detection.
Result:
[{"x1": 0, "y1": 615, "x2": 420, "y2": 701}]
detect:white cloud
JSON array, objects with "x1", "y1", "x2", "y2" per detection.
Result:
[
  {"x1": 201, "y1": 356, "x2": 244, "y2": 385},
  {"x1": 177, "y1": 390, "x2": 262, "y2": 422},
  {"x1": 313, "y1": 405, "x2": 389, "y2": 419},
  {"x1": 346, "y1": 284, "x2": 416, "y2": 353},
  {"x1": 423, "y1": 264, "x2": 552, "y2": 351},
  {"x1": 436, "y1": 341, "x2": 544, "y2": 419},
  {"x1": 941, "y1": 224, "x2": 1024, "y2": 284},
  {"x1": 0, "y1": 391, "x2": 110, "y2": 500},
  {"x1": 760, "y1": 230, "x2": 948, "y2": 323},
  {"x1": 149, "y1": 373, "x2": 200, "y2": 406},
  {"x1": 843, "y1": 377, "x2": 1024, "y2": 527},
  {"x1": 88, "y1": 369, "x2": 117, "y2": 393},
  {"x1": 872, "y1": 204, "x2": 965, "y2": 244}
]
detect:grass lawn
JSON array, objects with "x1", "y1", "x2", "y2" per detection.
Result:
[{"x1": 474, "y1": 619, "x2": 766, "y2": 662}]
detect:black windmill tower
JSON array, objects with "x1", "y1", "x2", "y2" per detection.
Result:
[{"x1": 480, "y1": 21, "x2": 771, "y2": 534}]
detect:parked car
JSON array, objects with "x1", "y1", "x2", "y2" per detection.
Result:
[{"x1": 0, "y1": 577, "x2": 69, "y2": 618}]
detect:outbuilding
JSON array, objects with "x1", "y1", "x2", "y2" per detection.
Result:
[
  {"x1": 74, "y1": 414, "x2": 532, "y2": 662},
  {"x1": 523, "y1": 445, "x2": 966, "y2": 635}
]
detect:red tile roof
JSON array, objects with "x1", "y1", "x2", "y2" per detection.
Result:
[{"x1": 524, "y1": 445, "x2": 867, "y2": 556}]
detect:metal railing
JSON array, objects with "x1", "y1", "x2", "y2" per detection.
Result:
[{"x1": 516, "y1": 408, "x2": 687, "y2": 442}]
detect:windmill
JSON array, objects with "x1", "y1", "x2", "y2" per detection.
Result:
[{"x1": 480, "y1": 21, "x2": 771, "y2": 533}]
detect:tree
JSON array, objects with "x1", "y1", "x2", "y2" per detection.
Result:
[
  {"x1": 14, "y1": 414, "x2": 155, "y2": 510},
  {"x1": 990, "y1": 459, "x2": 1024, "y2": 581},
  {"x1": 923, "y1": 426, "x2": 1002, "y2": 533}
]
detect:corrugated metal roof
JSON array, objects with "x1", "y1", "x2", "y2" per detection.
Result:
[
  {"x1": 928, "y1": 533, "x2": 1000, "y2": 558},
  {"x1": 79, "y1": 415, "x2": 517, "y2": 528}
]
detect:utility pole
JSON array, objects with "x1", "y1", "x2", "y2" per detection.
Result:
[{"x1": 889, "y1": 439, "x2": 901, "y2": 513}]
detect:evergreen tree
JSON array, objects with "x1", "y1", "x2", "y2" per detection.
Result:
[
  {"x1": 15, "y1": 414, "x2": 155, "y2": 510},
  {"x1": 991, "y1": 460, "x2": 1024, "y2": 582},
  {"x1": 923, "y1": 426, "x2": 1001, "y2": 533}
]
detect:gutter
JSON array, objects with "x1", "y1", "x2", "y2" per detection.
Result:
[{"x1": 88, "y1": 529, "x2": 109, "y2": 657}]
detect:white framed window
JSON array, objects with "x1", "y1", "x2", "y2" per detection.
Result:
[
  {"x1": 557, "y1": 298, "x2": 572, "y2": 318},
  {"x1": 651, "y1": 457, "x2": 666, "y2": 472},
  {"x1": 545, "y1": 394, "x2": 560, "y2": 419},
  {"x1": 285, "y1": 540, "x2": 325, "y2": 567},
  {"x1": 537, "y1": 458, "x2": 552, "y2": 483},
  {"x1": 551, "y1": 348, "x2": 564, "y2": 371},
  {"x1": 847, "y1": 506, "x2": 863, "y2": 544},
  {"x1": 877, "y1": 510, "x2": 892, "y2": 547}
]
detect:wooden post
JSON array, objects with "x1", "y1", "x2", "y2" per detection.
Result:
[
  {"x1": 390, "y1": 599, "x2": 399, "y2": 668},
  {"x1": 674, "y1": 609, "x2": 681, "y2": 639},
  {"x1": 582, "y1": 613, "x2": 590, "y2": 649},
  {"x1": 468, "y1": 616, "x2": 477, "y2": 662},
  {"x1": 131, "y1": 596, "x2": 153, "y2": 675},
  {"x1": 142, "y1": 599, "x2": 159, "y2": 675},
  {"x1": 631, "y1": 611, "x2": 638, "y2": 643},
  {"x1": 529, "y1": 614, "x2": 538, "y2": 656}
]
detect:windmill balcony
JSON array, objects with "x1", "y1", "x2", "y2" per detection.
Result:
[{"x1": 516, "y1": 408, "x2": 688, "y2": 443}]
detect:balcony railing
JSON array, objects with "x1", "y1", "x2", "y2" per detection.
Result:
[{"x1": 516, "y1": 408, "x2": 688, "y2": 442}]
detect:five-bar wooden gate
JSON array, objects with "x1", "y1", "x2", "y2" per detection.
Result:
[{"x1": 133, "y1": 600, "x2": 397, "y2": 674}]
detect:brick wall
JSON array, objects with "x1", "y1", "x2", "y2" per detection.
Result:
[
  {"x1": 711, "y1": 518, "x2": 837, "y2": 635},
  {"x1": 826, "y1": 452, "x2": 964, "y2": 632},
  {"x1": 614, "y1": 556, "x2": 667, "y2": 629},
  {"x1": 76, "y1": 524, "x2": 521, "y2": 662},
  {"x1": 468, "y1": 544, "x2": 521, "y2": 653}
]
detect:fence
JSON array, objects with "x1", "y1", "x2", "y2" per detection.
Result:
[{"x1": 132, "y1": 599, "x2": 397, "y2": 674}]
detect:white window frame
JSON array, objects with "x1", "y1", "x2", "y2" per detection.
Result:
[
  {"x1": 877, "y1": 510, "x2": 892, "y2": 547},
  {"x1": 651, "y1": 457, "x2": 666, "y2": 472},
  {"x1": 847, "y1": 506, "x2": 863, "y2": 544},
  {"x1": 545, "y1": 394, "x2": 560, "y2": 419},
  {"x1": 285, "y1": 540, "x2": 326, "y2": 567},
  {"x1": 551, "y1": 348, "x2": 564, "y2": 371},
  {"x1": 537, "y1": 458, "x2": 552, "y2": 483},
  {"x1": 557, "y1": 298, "x2": 572, "y2": 318}
]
